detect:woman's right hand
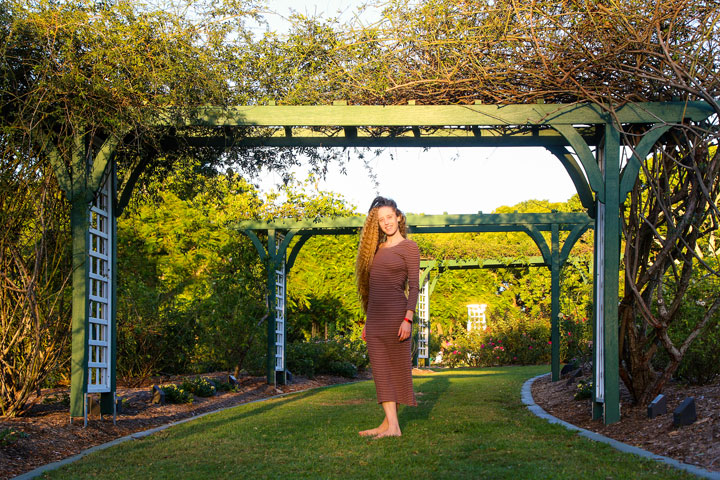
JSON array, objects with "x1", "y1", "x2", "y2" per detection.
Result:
[{"x1": 362, "y1": 324, "x2": 366, "y2": 342}]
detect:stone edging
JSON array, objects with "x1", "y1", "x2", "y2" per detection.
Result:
[
  {"x1": 522, "y1": 373, "x2": 720, "y2": 480},
  {"x1": 13, "y1": 380, "x2": 364, "y2": 480}
]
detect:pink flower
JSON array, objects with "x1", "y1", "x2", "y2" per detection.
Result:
[
  {"x1": 513, "y1": 356, "x2": 517, "y2": 360},
  {"x1": 548, "y1": 341, "x2": 552, "y2": 345},
  {"x1": 567, "y1": 332, "x2": 572, "y2": 336},
  {"x1": 452, "y1": 350, "x2": 459, "y2": 355},
  {"x1": 529, "y1": 346, "x2": 533, "y2": 349}
]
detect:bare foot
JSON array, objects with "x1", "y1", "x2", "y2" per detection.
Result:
[
  {"x1": 373, "y1": 428, "x2": 402, "y2": 438},
  {"x1": 358, "y1": 424, "x2": 388, "y2": 437}
]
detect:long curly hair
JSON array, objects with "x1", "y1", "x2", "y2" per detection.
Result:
[{"x1": 355, "y1": 196, "x2": 407, "y2": 313}]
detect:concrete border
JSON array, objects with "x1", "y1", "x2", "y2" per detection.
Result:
[
  {"x1": 13, "y1": 380, "x2": 364, "y2": 480},
  {"x1": 522, "y1": 373, "x2": 720, "y2": 480}
]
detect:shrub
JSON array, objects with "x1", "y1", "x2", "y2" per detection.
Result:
[
  {"x1": 286, "y1": 337, "x2": 367, "y2": 378},
  {"x1": 327, "y1": 360, "x2": 358, "y2": 378},
  {"x1": 159, "y1": 384, "x2": 194, "y2": 404},
  {"x1": 181, "y1": 377, "x2": 217, "y2": 397},
  {"x1": 558, "y1": 313, "x2": 593, "y2": 364},
  {"x1": 574, "y1": 379, "x2": 593, "y2": 400},
  {"x1": 0, "y1": 427, "x2": 28, "y2": 446},
  {"x1": 447, "y1": 323, "x2": 551, "y2": 368},
  {"x1": 214, "y1": 381, "x2": 239, "y2": 393},
  {"x1": 674, "y1": 331, "x2": 720, "y2": 385}
]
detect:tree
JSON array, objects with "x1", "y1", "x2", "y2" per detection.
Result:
[{"x1": 277, "y1": 0, "x2": 718, "y2": 404}]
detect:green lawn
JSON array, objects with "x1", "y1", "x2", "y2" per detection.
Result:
[{"x1": 43, "y1": 366, "x2": 694, "y2": 479}]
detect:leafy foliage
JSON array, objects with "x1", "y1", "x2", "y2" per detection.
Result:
[
  {"x1": 159, "y1": 384, "x2": 194, "y2": 404},
  {"x1": 286, "y1": 337, "x2": 369, "y2": 378},
  {"x1": 181, "y1": 377, "x2": 217, "y2": 398}
]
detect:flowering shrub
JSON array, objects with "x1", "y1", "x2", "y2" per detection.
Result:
[
  {"x1": 442, "y1": 341, "x2": 465, "y2": 368},
  {"x1": 159, "y1": 384, "x2": 194, "y2": 404},
  {"x1": 574, "y1": 379, "x2": 593, "y2": 400},
  {"x1": 442, "y1": 322, "x2": 551, "y2": 368},
  {"x1": 558, "y1": 313, "x2": 593, "y2": 363},
  {"x1": 181, "y1": 376, "x2": 217, "y2": 397}
]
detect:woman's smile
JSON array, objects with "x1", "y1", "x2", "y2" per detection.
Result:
[{"x1": 378, "y1": 206, "x2": 399, "y2": 236}]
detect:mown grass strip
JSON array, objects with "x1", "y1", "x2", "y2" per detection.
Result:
[{"x1": 43, "y1": 366, "x2": 695, "y2": 480}]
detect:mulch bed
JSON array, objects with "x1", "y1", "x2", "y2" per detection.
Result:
[
  {"x1": 0, "y1": 372, "x2": 367, "y2": 479},
  {"x1": 531, "y1": 372, "x2": 720, "y2": 473}
]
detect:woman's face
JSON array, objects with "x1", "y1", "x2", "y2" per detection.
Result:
[{"x1": 377, "y1": 206, "x2": 400, "y2": 237}]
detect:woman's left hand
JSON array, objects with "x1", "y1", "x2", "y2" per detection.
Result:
[{"x1": 397, "y1": 320, "x2": 411, "y2": 341}]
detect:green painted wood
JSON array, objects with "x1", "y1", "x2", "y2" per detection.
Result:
[
  {"x1": 545, "y1": 145, "x2": 596, "y2": 216},
  {"x1": 70, "y1": 200, "x2": 90, "y2": 418},
  {"x1": 559, "y1": 223, "x2": 592, "y2": 265},
  {"x1": 422, "y1": 257, "x2": 548, "y2": 270},
  {"x1": 153, "y1": 102, "x2": 713, "y2": 128},
  {"x1": 619, "y1": 125, "x2": 672, "y2": 201},
  {"x1": 520, "y1": 226, "x2": 552, "y2": 264},
  {"x1": 169, "y1": 129, "x2": 599, "y2": 149},
  {"x1": 553, "y1": 125, "x2": 605, "y2": 202},
  {"x1": 243, "y1": 230, "x2": 268, "y2": 261},
  {"x1": 47, "y1": 144, "x2": 73, "y2": 197},
  {"x1": 550, "y1": 225, "x2": 561, "y2": 382},
  {"x1": 277, "y1": 231, "x2": 298, "y2": 262},
  {"x1": 419, "y1": 262, "x2": 438, "y2": 286},
  {"x1": 601, "y1": 124, "x2": 622, "y2": 424},
  {"x1": 236, "y1": 212, "x2": 592, "y2": 231},
  {"x1": 429, "y1": 275, "x2": 440, "y2": 296},
  {"x1": 266, "y1": 230, "x2": 276, "y2": 384},
  {"x1": 89, "y1": 135, "x2": 121, "y2": 194},
  {"x1": 286, "y1": 233, "x2": 312, "y2": 271}
]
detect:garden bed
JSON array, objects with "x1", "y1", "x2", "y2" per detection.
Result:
[
  {"x1": 532, "y1": 373, "x2": 720, "y2": 473},
  {"x1": 0, "y1": 372, "x2": 367, "y2": 479}
]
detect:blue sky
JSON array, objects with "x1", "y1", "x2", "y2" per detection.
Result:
[{"x1": 254, "y1": 1, "x2": 578, "y2": 214}]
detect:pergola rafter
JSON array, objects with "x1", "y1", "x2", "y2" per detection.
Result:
[{"x1": 46, "y1": 100, "x2": 716, "y2": 425}]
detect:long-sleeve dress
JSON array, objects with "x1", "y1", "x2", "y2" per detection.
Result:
[{"x1": 365, "y1": 238, "x2": 420, "y2": 406}]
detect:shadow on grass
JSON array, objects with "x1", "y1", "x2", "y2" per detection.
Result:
[
  {"x1": 144, "y1": 385, "x2": 331, "y2": 444},
  {"x1": 400, "y1": 374, "x2": 450, "y2": 429}
]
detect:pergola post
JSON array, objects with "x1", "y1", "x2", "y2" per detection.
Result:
[
  {"x1": 48, "y1": 133, "x2": 119, "y2": 422},
  {"x1": 550, "y1": 224, "x2": 561, "y2": 381},
  {"x1": 70, "y1": 195, "x2": 91, "y2": 418},
  {"x1": 266, "y1": 230, "x2": 278, "y2": 384},
  {"x1": 597, "y1": 124, "x2": 622, "y2": 424}
]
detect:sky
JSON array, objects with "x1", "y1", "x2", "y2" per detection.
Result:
[{"x1": 252, "y1": 1, "x2": 579, "y2": 215}]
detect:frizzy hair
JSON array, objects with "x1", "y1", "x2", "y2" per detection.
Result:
[{"x1": 355, "y1": 196, "x2": 407, "y2": 313}]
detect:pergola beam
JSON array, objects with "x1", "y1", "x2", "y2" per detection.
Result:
[
  {"x1": 154, "y1": 102, "x2": 713, "y2": 128},
  {"x1": 236, "y1": 212, "x2": 592, "y2": 232}
]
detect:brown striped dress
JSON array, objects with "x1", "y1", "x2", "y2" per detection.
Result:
[{"x1": 366, "y1": 238, "x2": 420, "y2": 406}]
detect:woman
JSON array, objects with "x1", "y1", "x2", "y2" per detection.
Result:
[{"x1": 355, "y1": 196, "x2": 420, "y2": 438}]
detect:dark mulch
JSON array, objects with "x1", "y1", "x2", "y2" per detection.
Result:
[{"x1": 532, "y1": 372, "x2": 720, "y2": 472}]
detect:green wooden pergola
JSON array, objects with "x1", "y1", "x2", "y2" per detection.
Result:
[
  {"x1": 48, "y1": 100, "x2": 715, "y2": 425},
  {"x1": 236, "y1": 211, "x2": 591, "y2": 385}
]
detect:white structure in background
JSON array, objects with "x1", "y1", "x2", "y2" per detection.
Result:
[
  {"x1": 87, "y1": 172, "x2": 112, "y2": 395},
  {"x1": 274, "y1": 233, "x2": 286, "y2": 374},
  {"x1": 466, "y1": 304, "x2": 488, "y2": 331},
  {"x1": 417, "y1": 278, "x2": 430, "y2": 361}
]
